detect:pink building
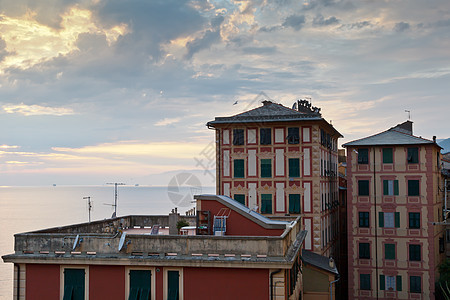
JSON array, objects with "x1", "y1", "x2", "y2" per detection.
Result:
[{"x1": 344, "y1": 121, "x2": 446, "y2": 299}]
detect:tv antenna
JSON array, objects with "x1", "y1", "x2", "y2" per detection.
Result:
[
  {"x1": 83, "y1": 196, "x2": 93, "y2": 222},
  {"x1": 106, "y1": 183, "x2": 125, "y2": 218},
  {"x1": 405, "y1": 110, "x2": 411, "y2": 120}
]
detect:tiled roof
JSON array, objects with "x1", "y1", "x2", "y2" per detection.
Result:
[
  {"x1": 343, "y1": 121, "x2": 437, "y2": 147},
  {"x1": 207, "y1": 101, "x2": 322, "y2": 126},
  {"x1": 302, "y1": 250, "x2": 339, "y2": 275}
]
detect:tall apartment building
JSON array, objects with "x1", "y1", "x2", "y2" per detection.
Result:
[
  {"x1": 344, "y1": 121, "x2": 446, "y2": 299},
  {"x1": 207, "y1": 99, "x2": 342, "y2": 256}
]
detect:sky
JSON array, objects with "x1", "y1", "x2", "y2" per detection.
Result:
[{"x1": 0, "y1": 0, "x2": 449, "y2": 186}]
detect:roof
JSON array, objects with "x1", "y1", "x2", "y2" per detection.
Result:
[
  {"x1": 194, "y1": 194, "x2": 291, "y2": 230},
  {"x1": 343, "y1": 121, "x2": 439, "y2": 147},
  {"x1": 207, "y1": 100, "x2": 342, "y2": 137},
  {"x1": 302, "y1": 250, "x2": 339, "y2": 275}
]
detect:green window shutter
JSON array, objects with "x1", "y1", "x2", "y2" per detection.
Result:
[
  {"x1": 385, "y1": 244, "x2": 395, "y2": 259},
  {"x1": 289, "y1": 194, "x2": 301, "y2": 214},
  {"x1": 64, "y1": 269, "x2": 85, "y2": 300},
  {"x1": 394, "y1": 180, "x2": 399, "y2": 195},
  {"x1": 396, "y1": 275, "x2": 402, "y2": 291},
  {"x1": 394, "y1": 212, "x2": 400, "y2": 228},
  {"x1": 261, "y1": 194, "x2": 272, "y2": 214},
  {"x1": 234, "y1": 194, "x2": 245, "y2": 206},
  {"x1": 379, "y1": 212, "x2": 384, "y2": 228},
  {"x1": 129, "y1": 270, "x2": 151, "y2": 300},
  {"x1": 408, "y1": 180, "x2": 420, "y2": 196},
  {"x1": 289, "y1": 158, "x2": 300, "y2": 177},
  {"x1": 380, "y1": 275, "x2": 385, "y2": 290},
  {"x1": 358, "y1": 180, "x2": 369, "y2": 196},
  {"x1": 383, "y1": 148, "x2": 393, "y2": 163},
  {"x1": 383, "y1": 180, "x2": 388, "y2": 195},
  {"x1": 234, "y1": 159, "x2": 245, "y2": 178},
  {"x1": 261, "y1": 159, "x2": 272, "y2": 178},
  {"x1": 167, "y1": 271, "x2": 179, "y2": 300}
]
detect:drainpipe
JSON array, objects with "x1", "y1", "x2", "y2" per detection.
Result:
[
  {"x1": 16, "y1": 264, "x2": 20, "y2": 300},
  {"x1": 329, "y1": 275, "x2": 340, "y2": 300},
  {"x1": 270, "y1": 269, "x2": 282, "y2": 300}
]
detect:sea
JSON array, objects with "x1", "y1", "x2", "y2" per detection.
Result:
[{"x1": 0, "y1": 185, "x2": 215, "y2": 299}]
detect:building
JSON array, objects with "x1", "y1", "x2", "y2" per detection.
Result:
[
  {"x1": 344, "y1": 121, "x2": 446, "y2": 299},
  {"x1": 2, "y1": 195, "x2": 310, "y2": 300},
  {"x1": 206, "y1": 99, "x2": 342, "y2": 257}
]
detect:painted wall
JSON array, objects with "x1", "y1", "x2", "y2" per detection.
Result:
[
  {"x1": 200, "y1": 198, "x2": 284, "y2": 236},
  {"x1": 89, "y1": 265, "x2": 125, "y2": 299},
  {"x1": 184, "y1": 267, "x2": 269, "y2": 300},
  {"x1": 26, "y1": 264, "x2": 60, "y2": 300},
  {"x1": 346, "y1": 143, "x2": 445, "y2": 299}
]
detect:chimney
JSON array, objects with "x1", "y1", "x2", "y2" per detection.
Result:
[
  {"x1": 262, "y1": 100, "x2": 272, "y2": 106},
  {"x1": 329, "y1": 257, "x2": 335, "y2": 269},
  {"x1": 433, "y1": 136, "x2": 436, "y2": 143}
]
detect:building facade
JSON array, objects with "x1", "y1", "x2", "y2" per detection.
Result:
[
  {"x1": 207, "y1": 99, "x2": 342, "y2": 256},
  {"x1": 344, "y1": 121, "x2": 446, "y2": 299},
  {"x1": 3, "y1": 195, "x2": 308, "y2": 300}
]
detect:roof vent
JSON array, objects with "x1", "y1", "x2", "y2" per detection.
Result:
[{"x1": 262, "y1": 100, "x2": 272, "y2": 106}]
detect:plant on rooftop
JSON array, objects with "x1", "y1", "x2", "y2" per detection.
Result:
[{"x1": 176, "y1": 219, "x2": 190, "y2": 233}]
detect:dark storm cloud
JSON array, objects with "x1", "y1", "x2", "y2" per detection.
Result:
[
  {"x1": 282, "y1": 14, "x2": 306, "y2": 31},
  {"x1": 313, "y1": 14, "x2": 339, "y2": 27},
  {"x1": 93, "y1": 0, "x2": 206, "y2": 61}
]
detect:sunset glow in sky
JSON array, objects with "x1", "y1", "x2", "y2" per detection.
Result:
[{"x1": 0, "y1": 0, "x2": 449, "y2": 186}]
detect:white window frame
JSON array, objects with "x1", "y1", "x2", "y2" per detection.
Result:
[
  {"x1": 60, "y1": 265, "x2": 89, "y2": 300},
  {"x1": 125, "y1": 266, "x2": 156, "y2": 300},
  {"x1": 386, "y1": 275, "x2": 396, "y2": 291},
  {"x1": 384, "y1": 212, "x2": 395, "y2": 228}
]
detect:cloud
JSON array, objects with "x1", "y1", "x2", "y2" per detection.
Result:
[
  {"x1": 2, "y1": 103, "x2": 75, "y2": 116},
  {"x1": 313, "y1": 15, "x2": 339, "y2": 27},
  {"x1": 282, "y1": 14, "x2": 306, "y2": 31},
  {"x1": 0, "y1": 144, "x2": 20, "y2": 149},
  {"x1": 155, "y1": 117, "x2": 181, "y2": 127},
  {"x1": 394, "y1": 22, "x2": 410, "y2": 32}
]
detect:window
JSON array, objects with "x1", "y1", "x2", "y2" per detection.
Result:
[
  {"x1": 409, "y1": 212, "x2": 420, "y2": 229},
  {"x1": 260, "y1": 128, "x2": 271, "y2": 145},
  {"x1": 379, "y1": 212, "x2": 400, "y2": 228},
  {"x1": 234, "y1": 159, "x2": 244, "y2": 178},
  {"x1": 360, "y1": 274, "x2": 371, "y2": 290},
  {"x1": 383, "y1": 180, "x2": 399, "y2": 196},
  {"x1": 167, "y1": 270, "x2": 180, "y2": 300},
  {"x1": 382, "y1": 148, "x2": 393, "y2": 164},
  {"x1": 358, "y1": 148, "x2": 369, "y2": 164},
  {"x1": 63, "y1": 268, "x2": 85, "y2": 300},
  {"x1": 234, "y1": 194, "x2": 245, "y2": 205},
  {"x1": 409, "y1": 244, "x2": 421, "y2": 261},
  {"x1": 380, "y1": 275, "x2": 402, "y2": 291},
  {"x1": 408, "y1": 180, "x2": 420, "y2": 196},
  {"x1": 385, "y1": 244, "x2": 395, "y2": 260},
  {"x1": 261, "y1": 194, "x2": 272, "y2": 214},
  {"x1": 439, "y1": 237, "x2": 445, "y2": 253},
  {"x1": 287, "y1": 127, "x2": 300, "y2": 144},
  {"x1": 407, "y1": 147, "x2": 419, "y2": 164},
  {"x1": 358, "y1": 180, "x2": 370, "y2": 196},
  {"x1": 359, "y1": 243, "x2": 370, "y2": 259},
  {"x1": 129, "y1": 270, "x2": 151, "y2": 300},
  {"x1": 261, "y1": 159, "x2": 272, "y2": 178},
  {"x1": 233, "y1": 129, "x2": 244, "y2": 145},
  {"x1": 410, "y1": 276, "x2": 421, "y2": 293},
  {"x1": 359, "y1": 212, "x2": 369, "y2": 228},
  {"x1": 289, "y1": 194, "x2": 301, "y2": 214},
  {"x1": 289, "y1": 158, "x2": 300, "y2": 177}
]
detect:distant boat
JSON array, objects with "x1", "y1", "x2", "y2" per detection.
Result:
[
  {"x1": 53, "y1": 184, "x2": 56, "y2": 187},
  {"x1": 135, "y1": 184, "x2": 139, "y2": 187}
]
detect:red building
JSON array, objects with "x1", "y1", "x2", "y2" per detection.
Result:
[
  {"x1": 3, "y1": 195, "x2": 310, "y2": 299},
  {"x1": 344, "y1": 121, "x2": 446, "y2": 299}
]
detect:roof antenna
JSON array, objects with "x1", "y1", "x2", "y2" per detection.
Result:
[
  {"x1": 83, "y1": 196, "x2": 93, "y2": 223},
  {"x1": 105, "y1": 183, "x2": 125, "y2": 218},
  {"x1": 405, "y1": 110, "x2": 411, "y2": 120}
]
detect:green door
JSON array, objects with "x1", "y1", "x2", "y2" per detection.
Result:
[
  {"x1": 129, "y1": 270, "x2": 151, "y2": 300},
  {"x1": 63, "y1": 269, "x2": 85, "y2": 300},
  {"x1": 167, "y1": 271, "x2": 179, "y2": 300}
]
